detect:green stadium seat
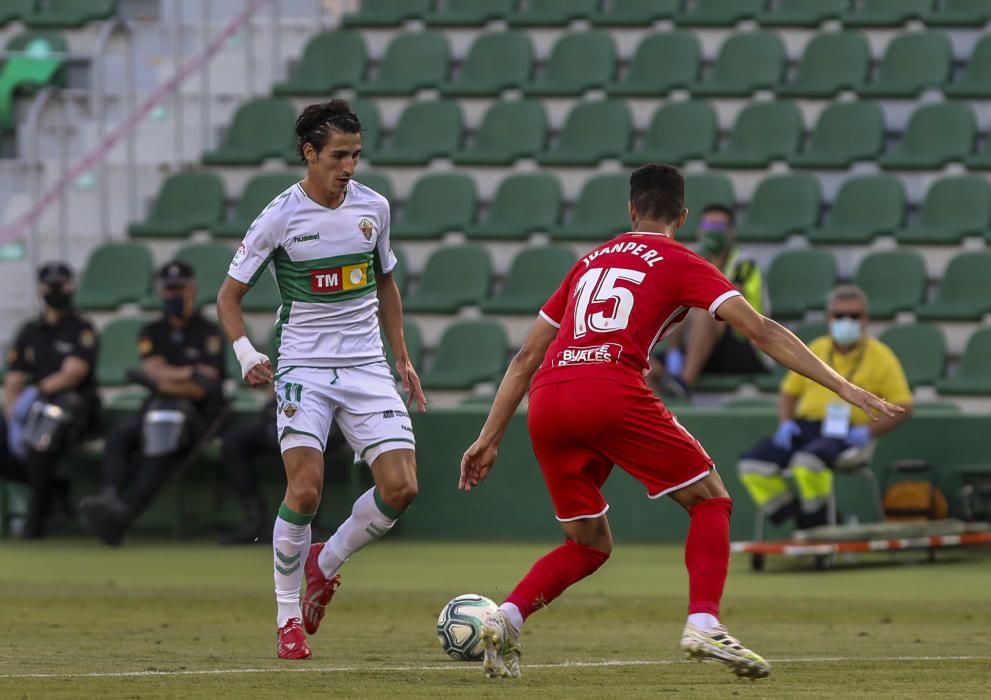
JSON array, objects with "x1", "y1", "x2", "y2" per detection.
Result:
[
  {"x1": 776, "y1": 31, "x2": 871, "y2": 98},
  {"x1": 272, "y1": 31, "x2": 367, "y2": 95},
  {"x1": 738, "y1": 175, "x2": 821, "y2": 243},
  {"x1": 75, "y1": 242, "x2": 153, "y2": 311},
  {"x1": 857, "y1": 32, "x2": 953, "y2": 97},
  {"x1": 879, "y1": 323, "x2": 946, "y2": 387},
  {"x1": 944, "y1": 35, "x2": 991, "y2": 98},
  {"x1": 403, "y1": 245, "x2": 492, "y2": 313},
  {"x1": 370, "y1": 99, "x2": 462, "y2": 166},
  {"x1": 676, "y1": 0, "x2": 763, "y2": 26},
  {"x1": 911, "y1": 400, "x2": 961, "y2": 414},
  {"x1": 349, "y1": 97, "x2": 382, "y2": 155},
  {"x1": 935, "y1": 327, "x2": 991, "y2": 395},
  {"x1": 808, "y1": 175, "x2": 905, "y2": 244},
  {"x1": 389, "y1": 244, "x2": 407, "y2": 294},
  {"x1": 383, "y1": 319, "x2": 423, "y2": 378},
  {"x1": 211, "y1": 172, "x2": 300, "y2": 239},
  {"x1": 241, "y1": 266, "x2": 282, "y2": 312},
  {"x1": 23, "y1": 0, "x2": 116, "y2": 28},
  {"x1": 203, "y1": 98, "x2": 295, "y2": 165},
  {"x1": 550, "y1": 174, "x2": 630, "y2": 241},
  {"x1": 0, "y1": 1, "x2": 33, "y2": 26},
  {"x1": 622, "y1": 101, "x2": 716, "y2": 167},
  {"x1": 522, "y1": 31, "x2": 616, "y2": 96},
  {"x1": 481, "y1": 246, "x2": 577, "y2": 313},
  {"x1": 766, "y1": 249, "x2": 836, "y2": 319},
  {"x1": 356, "y1": 32, "x2": 449, "y2": 95},
  {"x1": 96, "y1": 318, "x2": 145, "y2": 386},
  {"x1": 606, "y1": 32, "x2": 701, "y2": 97},
  {"x1": 923, "y1": 0, "x2": 991, "y2": 26},
  {"x1": 391, "y1": 173, "x2": 477, "y2": 240},
  {"x1": 451, "y1": 99, "x2": 547, "y2": 165},
  {"x1": 425, "y1": 0, "x2": 515, "y2": 26},
  {"x1": 439, "y1": 31, "x2": 533, "y2": 96},
  {"x1": 354, "y1": 171, "x2": 393, "y2": 202},
  {"x1": 854, "y1": 251, "x2": 927, "y2": 319},
  {"x1": 175, "y1": 243, "x2": 235, "y2": 308},
  {"x1": 843, "y1": 0, "x2": 932, "y2": 26},
  {"x1": 590, "y1": 0, "x2": 680, "y2": 26},
  {"x1": 690, "y1": 32, "x2": 785, "y2": 97},
  {"x1": 758, "y1": 0, "x2": 847, "y2": 27},
  {"x1": 0, "y1": 31, "x2": 67, "y2": 130},
  {"x1": 127, "y1": 171, "x2": 225, "y2": 238},
  {"x1": 420, "y1": 320, "x2": 508, "y2": 390},
  {"x1": 342, "y1": 0, "x2": 431, "y2": 27},
  {"x1": 896, "y1": 176, "x2": 991, "y2": 244},
  {"x1": 537, "y1": 100, "x2": 631, "y2": 166},
  {"x1": 879, "y1": 103, "x2": 976, "y2": 170},
  {"x1": 706, "y1": 100, "x2": 801, "y2": 169},
  {"x1": 682, "y1": 173, "x2": 735, "y2": 242},
  {"x1": 793, "y1": 320, "x2": 829, "y2": 343},
  {"x1": 789, "y1": 102, "x2": 884, "y2": 169},
  {"x1": 466, "y1": 173, "x2": 562, "y2": 240},
  {"x1": 723, "y1": 396, "x2": 776, "y2": 410},
  {"x1": 916, "y1": 251, "x2": 991, "y2": 321},
  {"x1": 508, "y1": 0, "x2": 597, "y2": 26}
]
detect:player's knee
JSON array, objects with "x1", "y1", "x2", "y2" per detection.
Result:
[
  {"x1": 288, "y1": 481, "x2": 322, "y2": 513},
  {"x1": 380, "y1": 478, "x2": 418, "y2": 511}
]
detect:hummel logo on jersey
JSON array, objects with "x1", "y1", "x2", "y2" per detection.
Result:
[
  {"x1": 293, "y1": 232, "x2": 320, "y2": 243},
  {"x1": 553, "y1": 343, "x2": 623, "y2": 367},
  {"x1": 310, "y1": 263, "x2": 369, "y2": 293}
]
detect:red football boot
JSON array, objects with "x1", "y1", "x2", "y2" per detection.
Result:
[
  {"x1": 277, "y1": 618, "x2": 312, "y2": 660},
  {"x1": 302, "y1": 542, "x2": 342, "y2": 635}
]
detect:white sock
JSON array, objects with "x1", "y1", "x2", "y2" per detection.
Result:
[
  {"x1": 500, "y1": 602, "x2": 523, "y2": 632},
  {"x1": 273, "y1": 504, "x2": 313, "y2": 627},
  {"x1": 317, "y1": 487, "x2": 400, "y2": 579},
  {"x1": 687, "y1": 612, "x2": 720, "y2": 631}
]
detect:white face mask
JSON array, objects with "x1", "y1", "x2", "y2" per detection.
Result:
[{"x1": 830, "y1": 318, "x2": 862, "y2": 345}]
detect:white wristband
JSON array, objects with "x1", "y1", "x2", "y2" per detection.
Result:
[{"x1": 232, "y1": 336, "x2": 270, "y2": 379}]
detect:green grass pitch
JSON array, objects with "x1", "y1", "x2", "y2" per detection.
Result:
[{"x1": 1, "y1": 540, "x2": 989, "y2": 698}]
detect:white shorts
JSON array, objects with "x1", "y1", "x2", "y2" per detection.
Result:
[{"x1": 274, "y1": 361, "x2": 415, "y2": 466}]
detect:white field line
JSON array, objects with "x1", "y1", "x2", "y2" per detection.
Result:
[{"x1": 1, "y1": 656, "x2": 988, "y2": 680}]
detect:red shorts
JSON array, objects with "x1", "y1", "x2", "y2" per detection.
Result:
[{"x1": 527, "y1": 378, "x2": 714, "y2": 521}]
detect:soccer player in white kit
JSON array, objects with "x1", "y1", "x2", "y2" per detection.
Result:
[{"x1": 217, "y1": 100, "x2": 426, "y2": 659}]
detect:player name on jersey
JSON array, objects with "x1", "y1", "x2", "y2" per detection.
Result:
[
  {"x1": 581, "y1": 240, "x2": 664, "y2": 269},
  {"x1": 553, "y1": 343, "x2": 624, "y2": 367}
]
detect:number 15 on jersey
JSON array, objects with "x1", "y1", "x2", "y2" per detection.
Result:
[{"x1": 573, "y1": 267, "x2": 646, "y2": 338}]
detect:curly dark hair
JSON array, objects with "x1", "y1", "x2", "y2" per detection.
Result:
[{"x1": 295, "y1": 99, "x2": 363, "y2": 163}]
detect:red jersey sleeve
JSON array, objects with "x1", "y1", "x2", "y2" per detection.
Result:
[
  {"x1": 680, "y1": 252, "x2": 741, "y2": 319},
  {"x1": 539, "y1": 266, "x2": 574, "y2": 328}
]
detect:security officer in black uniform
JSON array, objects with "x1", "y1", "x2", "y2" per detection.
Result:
[
  {"x1": 80, "y1": 260, "x2": 227, "y2": 545},
  {"x1": 0, "y1": 261, "x2": 99, "y2": 537}
]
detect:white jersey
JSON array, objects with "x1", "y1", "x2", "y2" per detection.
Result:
[{"x1": 227, "y1": 180, "x2": 397, "y2": 369}]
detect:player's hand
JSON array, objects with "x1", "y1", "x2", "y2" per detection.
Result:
[
  {"x1": 459, "y1": 438, "x2": 498, "y2": 491},
  {"x1": 244, "y1": 359, "x2": 273, "y2": 386},
  {"x1": 838, "y1": 382, "x2": 905, "y2": 421},
  {"x1": 396, "y1": 357, "x2": 427, "y2": 413}
]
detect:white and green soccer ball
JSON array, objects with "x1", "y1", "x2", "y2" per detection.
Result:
[{"x1": 436, "y1": 594, "x2": 497, "y2": 661}]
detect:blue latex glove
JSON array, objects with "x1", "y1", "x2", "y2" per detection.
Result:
[
  {"x1": 665, "y1": 349, "x2": 685, "y2": 376},
  {"x1": 11, "y1": 385, "x2": 39, "y2": 423},
  {"x1": 772, "y1": 420, "x2": 801, "y2": 450},
  {"x1": 847, "y1": 425, "x2": 872, "y2": 448},
  {"x1": 7, "y1": 385, "x2": 39, "y2": 460}
]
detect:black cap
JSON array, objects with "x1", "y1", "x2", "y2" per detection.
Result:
[
  {"x1": 38, "y1": 261, "x2": 73, "y2": 285},
  {"x1": 157, "y1": 260, "x2": 195, "y2": 287}
]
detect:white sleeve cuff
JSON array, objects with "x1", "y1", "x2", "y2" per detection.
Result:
[
  {"x1": 708, "y1": 290, "x2": 742, "y2": 318},
  {"x1": 538, "y1": 310, "x2": 561, "y2": 328}
]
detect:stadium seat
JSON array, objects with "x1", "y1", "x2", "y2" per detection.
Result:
[
  {"x1": 522, "y1": 31, "x2": 616, "y2": 96},
  {"x1": 272, "y1": 31, "x2": 367, "y2": 95},
  {"x1": 175, "y1": 243, "x2": 235, "y2": 308},
  {"x1": 590, "y1": 0, "x2": 679, "y2": 25},
  {"x1": 879, "y1": 323, "x2": 946, "y2": 388},
  {"x1": 757, "y1": 0, "x2": 847, "y2": 26},
  {"x1": 879, "y1": 103, "x2": 976, "y2": 170},
  {"x1": 466, "y1": 173, "x2": 562, "y2": 240},
  {"x1": 944, "y1": 34, "x2": 991, "y2": 98},
  {"x1": 202, "y1": 98, "x2": 295, "y2": 165},
  {"x1": 348, "y1": 97, "x2": 381, "y2": 155},
  {"x1": 0, "y1": 1, "x2": 33, "y2": 26},
  {"x1": 676, "y1": 0, "x2": 763, "y2": 26},
  {"x1": 853, "y1": 250, "x2": 928, "y2": 319},
  {"x1": 738, "y1": 175, "x2": 820, "y2": 243},
  {"x1": 96, "y1": 318, "x2": 145, "y2": 386},
  {"x1": 706, "y1": 101, "x2": 801, "y2": 169},
  {"x1": 356, "y1": 32, "x2": 449, "y2": 95},
  {"x1": 508, "y1": 0, "x2": 597, "y2": 26},
  {"x1": 370, "y1": 99, "x2": 462, "y2": 166},
  {"x1": 911, "y1": 400, "x2": 961, "y2": 414},
  {"x1": 404, "y1": 245, "x2": 492, "y2": 314},
  {"x1": 354, "y1": 171, "x2": 392, "y2": 201},
  {"x1": 936, "y1": 327, "x2": 991, "y2": 395},
  {"x1": 682, "y1": 173, "x2": 736, "y2": 241},
  {"x1": 775, "y1": 31, "x2": 871, "y2": 98},
  {"x1": 857, "y1": 32, "x2": 953, "y2": 97},
  {"x1": 420, "y1": 320, "x2": 508, "y2": 390},
  {"x1": 916, "y1": 251, "x2": 991, "y2": 320},
  {"x1": 606, "y1": 32, "x2": 701, "y2": 97},
  {"x1": 843, "y1": 0, "x2": 931, "y2": 26},
  {"x1": 383, "y1": 319, "x2": 423, "y2": 377},
  {"x1": 536, "y1": 100, "x2": 632, "y2": 166},
  {"x1": 439, "y1": 31, "x2": 533, "y2": 96},
  {"x1": 550, "y1": 174, "x2": 630, "y2": 241},
  {"x1": 789, "y1": 102, "x2": 884, "y2": 169},
  {"x1": 341, "y1": 0, "x2": 431, "y2": 27},
  {"x1": 75, "y1": 242, "x2": 153, "y2": 311},
  {"x1": 793, "y1": 320, "x2": 829, "y2": 343},
  {"x1": 481, "y1": 246, "x2": 578, "y2": 314},
  {"x1": 808, "y1": 175, "x2": 905, "y2": 244},
  {"x1": 425, "y1": 0, "x2": 514, "y2": 26},
  {"x1": 23, "y1": 0, "x2": 116, "y2": 28},
  {"x1": 690, "y1": 32, "x2": 785, "y2": 97},
  {"x1": 451, "y1": 99, "x2": 547, "y2": 165},
  {"x1": 621, "y1": 101, "x2": 716, "y2": 166},
  {"x1": 391, "y1": 173, "x2": 477, "y2": 240},
  {"x1": 127, "y1": 171, "x2": 225, "y2": 238},
  {"x1": 241, "y1": 267, "x2": 282, "y2": 312},
  {"x1": 211, "y1": 172, "x2": 300, "y2": 239},
  {"x1": 766, "y1": 249, "x2": 836, "y2": 318},
  {"x1": 896, "y1": 176, "x2": 991, "y2": 244},
  {"x1": 0, "y1": 31, "x2": 67, "y2": 130},
  {"x1": 926, "y1": 0, "x2": 991, "y2": 25}
]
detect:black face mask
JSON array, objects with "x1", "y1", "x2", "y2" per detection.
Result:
[
  {"x1": 163, "y1": 295, "x2": 186, "y2": 320},
  {"x1": 43, "y1": 286, "x2": 72, "y2": 310}
]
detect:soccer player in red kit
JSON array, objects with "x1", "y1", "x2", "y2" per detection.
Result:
[{"x1": 459, "y1": 164, "x2": 904, "y2": 680}]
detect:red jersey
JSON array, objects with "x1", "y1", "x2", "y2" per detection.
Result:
[{"x1": 532, "y1": 232, "x2": 740, "y2": 388}]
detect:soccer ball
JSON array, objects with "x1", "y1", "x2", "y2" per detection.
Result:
[{"x1": 436, "y1": 594, "x2": 497, "y2": 661}]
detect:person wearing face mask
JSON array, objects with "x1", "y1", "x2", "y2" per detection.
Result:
[
  {"x1": 79, "y1": 260, "x2": 227, "y2": 545},
  {"x1": 0, "y1": 262, "x2": 100, "y2": 537},
  {"x1": 737, "y1": 285, "x2": 913, "y2": 529}
]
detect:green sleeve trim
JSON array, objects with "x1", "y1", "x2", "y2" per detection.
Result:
[
  {"x1": 247, "y1": 252, "x2": 276, "y2": 287},
  {"x1": 359, "y1": 437, "x2": 416, "y2": 461},
  {"x1": 280, "y1": 426, "x2": 326, "y2": 452},
  {"x1": 373, "y1": 487, "x2": 405, "y2": 520},
  {"x1": 278, "y1": 501, "x2": 316, "y2": 526}
]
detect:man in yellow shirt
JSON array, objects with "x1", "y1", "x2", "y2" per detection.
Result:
[{"x1": 737, "y1": 285, "x2": 913, "y2": 528}]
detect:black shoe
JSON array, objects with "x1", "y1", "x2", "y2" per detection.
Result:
[
  {"x1": 79, "y1": 494, "x2": 129, "y2": 546},
  {"x1": 796, "y1": 504, "x2": 830, "y2": 530}
]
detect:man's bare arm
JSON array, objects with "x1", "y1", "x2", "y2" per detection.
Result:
[
  {"x1": 37, "y1": 356, "x2": 90, "y2": 396},
  {"x1": 377, "y1": 271, "x2": 426, "y2": 412},
  {"x1": 217, "y1": 276, "x2": 272, "y2": 385}
]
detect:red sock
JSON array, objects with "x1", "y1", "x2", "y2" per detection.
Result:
[
  {"x1": 685, "y1": 497, "x2": 733, "y2": 617},
  {"x1": 504, "y1": 539, "x2": 610, "y2": 620}
]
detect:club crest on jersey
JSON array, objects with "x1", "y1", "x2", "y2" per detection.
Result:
[
  {"x1": 310, "y1": 262, "x2": 369, "y2": 293},
  {"x1": 358, "y1": 217, "x2": 374, "y2": 240},
  {"x1": 283, "y1": 403, "x2": 298, "y2": 418},
  {"x1": 553, "y1": 343, "x2": 623, "y2": 367}
]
